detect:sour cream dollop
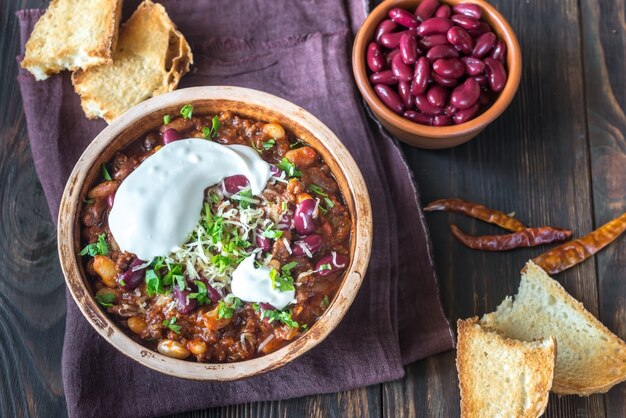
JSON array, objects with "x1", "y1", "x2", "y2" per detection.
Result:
[
  {"x1": 109, "y1": 139, "x2": 272, "y2": 260},
  {"x1": 231, "y1": 255, "x2": 295, "y2": 310}
]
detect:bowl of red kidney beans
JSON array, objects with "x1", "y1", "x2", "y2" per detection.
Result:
[{"x1": 352, "y1": 0, "x2": 521, "y2": 149}]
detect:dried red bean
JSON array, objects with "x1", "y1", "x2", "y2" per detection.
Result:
[
  {"x1": 472, "y1": 32, "x2": 496, "y2": 58},
  {"x1": 452, "y1": 3, "x2": 482, "y2": 19},
  {"x1": 433, "y1": 58, "x2": 465, "y2": 78},
  {"x1": 400, "y1": 33, "x2": 418, "y2": 65},
  {"x1": 379, "y1": 31, "x2": 406, "y2": 49},
  {"x1": 491, "y1": 39, "x2": 507, "y2": 61},
  {"x1": 426, "y1": 85, "x2": 449, "y2": 107},
  {"x1": 410, "y1": 57, "x2": 430, "y2": 95},
  {"x1": 484, "y1": 57, "x2": 507, "y2": 92},
  {"x1": 453, "y1": 102, "x2": 480, "y2": 124},
  {"x1": 389, "y1": 7, "x2": 419, "y2": 28},
  {"x1": 415, "y1": 0, "x2": 439, "y2": 22},
  {"x1": 447, "y1": 26, "x2": 473, "y2": 54},
  {"x1": 385, "y1": 49, "x2": 401, "y2": 66},
  {"x1": 450, "y1": 14, "x2": 481, "y2": 30},
  {"x1": 369, "y1": 70, "x2": 398, "y2": 85},
  {"x1": 375, "y1": 19, "x2": 398, "y2": 43},
  {"x1": 415, "y1": 94, "x2": 443, "y2": 116},
  {"x1": 162, "y1": 128, "x2": 182, "y2": 145},
  {"x1": 472, "y1": 75, "x2": 487, "y2": 86},
  {"x1": 374, "y1": 84, "x2": 404, "y2": 114},
  {"x1": 432, "y1": 114, "x2": 453, "y2": 126},
  {"x1": 432, "y1": 72, "x2": 459, "y2": 87},
  {"x1": 366, "y1": 42, "x2": 385, "y2": 72},
  {"x1": 450, "y1": 77, "x2": 480, "y2": 109},
  {"x1": 426, "y1": 44, "x2": 459, "y2": 61},
  {"x1": 416, "y1": 17, "x2": 453, "y2": 36},
  {"x1": 398, "y1": 80, "x2": 415, "y2": 108},
  {"x1": 461, "y1": 56, "x2": 485, "y2": 76},
  {"x1": 419, "y1": 34, "x2": 449, "y2": 49},
  {"x1": 444, "y1": 103, "x2": 458, "y2": 116},
  {"x1": 403, "y1": 110, "x2": 432, "y2": 125},
  {"x1": 467, "y1": 22, "x2": 490, "y2": 37},
  {"x1": 435, "y1": 4, "x2": 451, "y2": 18},
  {"x1": 391, "y1": 54, "x2": 413, "y2": 81}
]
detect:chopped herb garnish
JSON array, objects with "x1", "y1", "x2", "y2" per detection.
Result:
[
  {"x1": 83, "y1": 198, "x2": 94, "y2": 204},
  {"x1": 308, "y1": 184, "x2": 328, "y2": 197},
  {"x1": 210, "y1": 192, "x2": 220, "y2": 204},
  {"x1": 290, "y1": 139, "x2": 304, "y2": 149},
  {"x1": 95, "y1": 293, "x2": 116, "y2": 307},
  {"x1": 318, "y1": 205, "x2": 328, "y2": 215},
  {"x1": 318, "y1": 263, "x2": 332, "y2": 271},
  {"x1": 79, "y1": 233, "x2": 109, "y2": 256},
  {"x1": 163, "y1": 317, "x2": 182, "y2": 334},
  {"x1": 163, "y1": 114, "x2": 171, "y2": 124},
  {"x1": 202, "y1": 126, "x2": 211, "y2": 139},
  {"x1": 321, "y1": 295, "x2": 330, "y2": 309},
  {"x1": 188, "y1": 280, "x2": 211, "y2": 305},
  {"x1": 234, "y1": 189, "x2": 255, "y2": 209},
  {"x1": 217, "y1": 297, "x2": 242, "y2": 319},
  {"x1": 102, "y1": 164, "x2": 112, "y2": 181},
  {"x1": 281, "y1": 201, "x2": 288, "y2": 211},
  {"x1": 211, "y1": 115, "x2": 220, "y2": 137},
  {"x1": 145, "y1": 269, "x2": 162, "y2": 296},
  {"x1": 252, "y1": 303, "x2": 260, "y2": 312},
  {"x1": 119, "y1": 279, "x2": 126, "y2": 287},
  {"x1": 262, "y1": 138, "x2": 276, "y2": 150},
  {"x1": 269, "y1": 267, "x2": 295, "y2": 292},
  {"x1": 277, "y1": 158, "x2": 302, "y2": 178},
  {"x1": 180, "y1": 104, "x2": 193, "y2": 119},
  {"x1": 263, "y1": 223, "x2": 283, "y2": 239},
  {"x1": 261, "y1": 308, "x2": 301, "y2": 328},
  {"x1": 324, "y1": 197, "x2": 335, "y2": 209},
  {"x1": 282, "y1": 261, "x2": 298, "y2": 273}
]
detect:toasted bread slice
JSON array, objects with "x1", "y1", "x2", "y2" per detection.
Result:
[
  {"x1": 457, "y1": 318, "x2": 555, "y2": 418},
  {"x1": 20, "y1": 0, "x2": 122, "y2": 80},
  {"x1": 481, "y1": 261, "x2": 626, "y2": 395},
  {"x1": 72, "y1": 0, "x2": 193, "y2": 122}
]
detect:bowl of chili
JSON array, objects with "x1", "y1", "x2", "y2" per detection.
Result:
[{"x1": 57, "y1": 86, "x2": 372, "y2": 380}]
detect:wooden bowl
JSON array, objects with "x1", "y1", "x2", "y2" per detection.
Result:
[
  {"x1": 57, "y1": 86, "x2": 372, "y2": 380},
  {"x1": 352, "y1": 0, "x2": 522, "y2": 149}
]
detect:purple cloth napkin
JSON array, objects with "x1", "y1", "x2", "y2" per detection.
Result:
[{"x1": 17, "y1": 1, "x2": 453, "y2": 417}]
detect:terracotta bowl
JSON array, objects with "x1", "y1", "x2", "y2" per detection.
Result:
[
  {"x1": 57, "y1": 86, "x2": 372, "y2": 380},
  {"x1": 352, "y1": 0, "x2": 522, "y2": 149}
]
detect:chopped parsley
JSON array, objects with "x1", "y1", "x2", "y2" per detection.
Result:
[
  {"x1": 102, "y1": 164, "x2": 112, "y2": 181},
  {"x1": 269, "y1": 262, "x2": 297, "y2": 292},
  {"x1": 261, "y1": 308, "x2": 301, "y2": 329},
  {"x1": 324, "y1": 197, "x2": 335, "y2": 209},
  {"x1": 202, "y1": 116, "x2": 221, "y2": 139},
  {"x1": 318, "y1": 263, "x2": 332, "y2": 271},
  {"x1": 321, "y1": 295, "x2": 330, "y2": 309},
  {"x1": 95, "y1": 292, "x2": 115, "y2": 307},
  {"x1": 202, "y1": 126, "x2": 211, "y2": 139},
  {"x1": 308, "y1": 184, "x2": 328, "y2": 197},
  {"x1": 79, "y1": 233, "x2": 109, "y2": 256},
  {"x1": 262, "y1": 138, "x2": 276, "y2": 150},
  {"x1": 180, "y1": 104, "x2": 193, "y2": 119},
  {"x1": 145, "y1": 269, "x2": 162, "y2": 296},
  {"x1": 188, "y1": 280, "x2": 211, "y2": 305},
  {"x1": 145, "y1": 261, "x2": 183, "y2": 296},
  {"x1": 217, "y1": 297, "x2": 242, "y2": 319},
  {"x1": 262, "y1": 223, "x2": 283, "y2": 239},
  {"x1": 163, "y1": 114, "x2": 171, "y2": 124},
  {"x1": 290, "y1": 139, "x2": 304, "y2": 149},
  {"x1": 277, "y1": 158, "x2": 302, "y2": 178},
  {"x1": 163, "y1": 317, "x2": 182, "y2": 334},
  {"x1": 234, "y1": 189, "x2": 255, "y2": 209}
]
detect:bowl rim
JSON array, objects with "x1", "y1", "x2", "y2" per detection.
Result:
[
  {"x1": 57, "y1": 86, "x2": 373, "y2": 381},
  {"x1": 352, "y1": 0, "x2": 522, "y2": 139}
]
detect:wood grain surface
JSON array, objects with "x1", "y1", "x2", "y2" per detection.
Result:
[{"x1": 0, "y1": 0, "x2": 624, "y2": 416}]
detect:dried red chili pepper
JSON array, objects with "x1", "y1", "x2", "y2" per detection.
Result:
[
  {"x1": 532, "y1": 212, "x2": 626, "y2": 274},
  {"x1": 450, "y1": 224, "x2": 573, "y2": 251},
  {"x1": 424, "y1": 198, "x2": 526, "y2": 232}
]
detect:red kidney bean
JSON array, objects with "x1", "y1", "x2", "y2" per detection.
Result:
[
  {"x1": 107, "y1": 192, "x2": 115, "y2": 208},
  {"x1": 385, "y1": 48, "x2": 401, "y2": 66},
  {"x1": 419, "y1": 34, "x2": 449, "y2": 49},
  {"x1": 472, "y1": 32, "x2": 496, "y2": 58},
  {"x1": 435, "y1": 4, "x2": 451, "y2": 18},
  {"x1": 292, "y1": 234, "x2": 323, "y2": 257},
  {"x1": 453, "y1": 102, "x2": 480, "y2": 124},
  {"x1": 398, "y1": 80, "x2": 415, "y2": 108},
  {"x1": 461, "y1": 56, "x2": 485, "y2": 76},
  {"x1": 444, "y1": 103, "x2": 458, "y2": 116},
  {"x1": 399, "y1": 33, "x2": 418, "y2": 65},
  {"x1": 450, "y1": 77, "x2": 480, "y2": 109},
  {"x1": 450, "y1": 14, "x2": 481, "y2": 30},
  {"x1": 491, "y1": 39, "x2": 507, "y2": 61},
  {"x1": 374, "y1": 84, "x2": 404, "y2": 114},
  {"x1": 366, "y1": 42, "x2": 385, "y2": 72},
  {"x1": 269, "y1": 164, "x2": 281, "y2": 177},
  {"x1": 447, "y1": 26, "x2": 473, "y2": 54},
  {"x1": 467, "y1": 22, "x2": 490, "y2": 37},
  {"x1": 415, "y1": 94, "x2": 443, "y2": 116},
  {"x1": 410, "y1": 57, "x2": 430, "y2": 95},
  {"x1": 433, "y1": 58, "x2": 465, "y2": 78},
  {"x1": 389, "y1": 8, "x2": 419, "y2": 28},
  {"x1": 162, "y1": 128, "x2": 183, "y2": 144},
  {"x1": 416, "y1": 17, "x2": 453, "y2": 36},
  {"x1": 173, "y1": 285, "x2": 198, "y2": 315},
  {"x1": 221, "y1": 175, "x2": 249, "y2": 194},
  {"x1": 194, "y1": 278, "x2": 221, "y2": 303},
  {"x1": 415, "y1": 0, "x2": 439, "y2": 21},
  {"x1": 472, "y1": 74, "x2": 487, "y2": 86},
  {"x1": 432, "y1": 72, "x2": 459, "y2": 87},
  {"x1": 256, "y1": 233, "x2": 272, "y2": 252},
  {"x1": 379, "y1": 31, "x2": 406, "y2": 49},
  {"x1": 452, "y1": 3, "x2": 482, "y2": 19},
  {"x1": 391, "y1": 54, "x2": 413, "y2": 81},
  {"x1": 484, "y1": 57, "x2": 507, "y2": 91},
  {"x1": 375, "y1": 19, "x2": 398, "y2": 42},
  {"x1": 315, "y1": 252, "x2": 349, "y2": 277},
  {"x1": 117, "y1": 258, "x2": 146, "y2": 292},
  {"x1": 369, "y1": 70, "x2": 398, "y2": 85},
  {"x1": 426, "y1": 85, "x2": 449, "y2": 107},
  {"x1": 432, "y1": 114, "x2": 453, "y2": 126},
  {"x1": 426, "y1": 44, "x2": 459, "y2": 61},
  {"x1": 403, "y1": 110, "x2": 432, "y2": 125},
  {"x1": 277, "y1": 212, "x2": 293, "y2": 230},
  {"x1": 294, "y1": 198, "x2": 317, "y2": 235}
]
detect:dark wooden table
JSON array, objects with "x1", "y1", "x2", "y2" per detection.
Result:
[{"x1": 1, "y1": 0, "x2": 624, "y2": 416}]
